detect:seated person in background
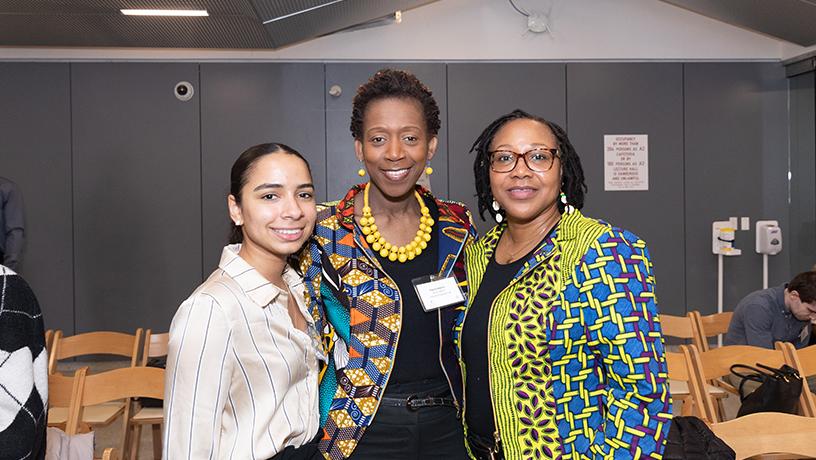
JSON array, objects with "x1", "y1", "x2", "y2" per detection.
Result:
[
  {"x1": 725, "y1": 270, "x2": 816, "y2": 349},
  {"x1": 0, "y1": 264, "x2": 47, "y2": 460}
]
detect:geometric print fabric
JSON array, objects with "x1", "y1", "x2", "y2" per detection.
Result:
[{"x1": 464, "y1": 211, "x2": 671, "y2": 459}]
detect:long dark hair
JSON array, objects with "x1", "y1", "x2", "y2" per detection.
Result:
[
  {"x1": 470, "y1": 109, "x2": 586, "y2": 221},
  {"x1": 229, "y1": 142, "x2": 312, "y2": 273}
]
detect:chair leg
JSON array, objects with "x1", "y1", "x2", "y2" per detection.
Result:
[
  {"x1": 130, "y1": 424, "x2": 143, "y2": 460},
  {"x1": 151, "y1": 424, "x2": 162, "y2": 460},
  {"x1": 120, "y1": 400, "x2": 133, "y2": 460}
]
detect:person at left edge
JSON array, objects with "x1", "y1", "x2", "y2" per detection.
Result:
[{"x1": 301, "y1": 69, "x2": 477, "y2": 460}]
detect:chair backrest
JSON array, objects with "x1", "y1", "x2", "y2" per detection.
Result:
[
  {"x1": 686, "y1": 344, "x2": 787, "y2": 422},
  {"x1": 710, "y1": 412, "x2": 816, "y2": 459},
  {"x1": 660, "y1": 314, "x2": 698, "y2": 340},
  {"x1": 68, "y1": 367, "x2": 165, "y2": 436},
  {"x1": 48, "y1": 328, "x2": 144, "y2": 374},
  {"x1": 141, "y1": 329, "x2": 170, "y2": 365},
  {"x1": 780, "y1": 342, "x2": 816, "y2": 417},
  {"x1": 694, "y1": 311, "x2": 733, "y2": 351},
  {"x1": 48, "y1": 367, "x2": 87, "y2": 434}
]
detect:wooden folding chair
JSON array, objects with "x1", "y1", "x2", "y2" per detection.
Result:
[
  {"x1": 128, "y1": 330, "x2": 169, "y2": 460},
  {"x1": 47, "y1": 328, "x2": 144, "y2": 458},
  {"x1": 710, "y1": 412, "x2": 816, "y2": 459},
  {"x1": 780, "y1": 342, "x2": 816, "y2": 417},
  {"x1": 694, "y1": 311, "x2": 734, "y2": 352},
  {"x1": 661, "y1": 313, "x2": 728, "y2": 413},
  {"x1": 48, "y1": 367, "x2": 87, "y2": 433},
  {"x1": 686, "y1": 344, "x2": 788, "y2": 422},
  {"x1": 66, "y1": 367, "x2": 164, "y2": 460},
  {"x1": 665, "y1": 345, "x2": 707, "y2": 417}
]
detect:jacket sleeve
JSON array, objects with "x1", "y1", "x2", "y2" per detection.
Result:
[{"x1": 576, "y1": 229, "x2": 672, "y2": 459}]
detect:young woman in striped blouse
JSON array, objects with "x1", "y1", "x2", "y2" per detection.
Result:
[{"x1": 164, "y1": 143, "x2": 325, "y2": 460}]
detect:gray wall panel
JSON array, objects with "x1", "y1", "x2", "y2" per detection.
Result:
[
  {"x1": 789, "y1": 72, "x2": 816, "y2": 274},
  {"x1": 567, "y1": 63, "x2": 685, "y2": 315},
  {"x1": 685, "y1": 63, "x2": 790, "y2": 314},
  {"x1": 72, "y1": 63, "x2": 202, "y2": 333},
  {"x1": 200, "y1": 63, "x2": 326, "y2": 273},
  {"x1": 324, "y1": 63, "x2": 448, "y2": 201},
  {"x1": 447, "y1": 63, "x2": 567, "y2": 228},
  {"x1": 0, "y1": 63, "x2": 73, "y2": 333}
]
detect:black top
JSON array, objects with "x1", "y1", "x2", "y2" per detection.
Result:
[
  {"x1": 462, "y1": 229, "x2": 553, "y2": 440},
  {"x1": 375, "y1": 200, "x2": 447, "y2": 387}
]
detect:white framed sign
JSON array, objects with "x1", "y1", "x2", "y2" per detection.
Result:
[{"x1": 604, "y1": 134, "x2": 648, "y2": 191}]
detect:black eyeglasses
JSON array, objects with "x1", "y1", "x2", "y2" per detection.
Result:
[{"x1": 489, "y1": 148, "x2": 559, "y2": 173}]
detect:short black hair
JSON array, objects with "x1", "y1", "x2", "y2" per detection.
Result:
[
  {"x1": 350, "y1": 68, "x2": 440, "y2": 140},
  {"x1": 470, "y1": 109, "x2": 586, "y2": 221},
  {"x1": 789, "y1": 271, "x2": 816, "y2": 304}
]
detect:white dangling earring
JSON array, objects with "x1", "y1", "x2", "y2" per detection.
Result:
[
  {"x1": 560, "y1": 192, "x2": 575, "y2": 215},
  {"x1": 491, "y1": 200, "x2": 504, "y2": 223}
]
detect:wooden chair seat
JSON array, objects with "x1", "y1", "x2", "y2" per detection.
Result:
[
  {"x1": 48, "y1": 401, "x2": 124, "y2": 426},
  {"x1": 669, "y1": 379, "x2": 728, "y2": 396},
  {"x1": 131, "y1": 407, "x2": 163, "y2": 424}
]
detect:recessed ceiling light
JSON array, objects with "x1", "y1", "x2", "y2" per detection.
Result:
[{"x1": 120, "y1": 9, "x2": 209, "y2": 17}]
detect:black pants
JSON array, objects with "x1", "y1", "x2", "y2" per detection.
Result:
[
  {"x1": 350, "y1": 381, "x2": 468, "y2": 460},
  {"x1": 268, "y1": 431, "x2": 323, "y2": 460}
]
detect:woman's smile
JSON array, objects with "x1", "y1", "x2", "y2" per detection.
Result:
[
  {"x1": 381, "y1": 167, "x2": 412, "y2": 182},
  {"x1": 505, "y1": 185, "x2": 538, "y2": 200}
]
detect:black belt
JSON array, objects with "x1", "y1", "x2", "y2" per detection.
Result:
[
  {"x1": 466, "y1": 431, "x2": 503, "y2": 460},
  {"x1": 379, "y1": 394, "x2": 455, "y2": 411}
]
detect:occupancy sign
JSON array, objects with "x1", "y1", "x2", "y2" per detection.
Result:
[{"x1": 604, "y1": 134, "x2": 648, "y2": 191}]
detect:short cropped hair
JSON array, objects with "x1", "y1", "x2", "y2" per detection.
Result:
[
  {"x1": 789, "y1": 271, "x2": 816, "y2": 303},
  {"x1": 350, "y1": 68, "x2": 440, "y2": 140}
]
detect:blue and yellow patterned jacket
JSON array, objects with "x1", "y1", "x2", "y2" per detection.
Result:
[
  {"x1": 302, "y1": 183, "x2": 477, "y2": 460},
  {"x1": 461, "y1": 210, "x2": 672, "y2": 459}
]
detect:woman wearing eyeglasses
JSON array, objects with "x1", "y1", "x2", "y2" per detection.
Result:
[{"x1": 459, "y1": 110, "x2": 672, "y2": 459}]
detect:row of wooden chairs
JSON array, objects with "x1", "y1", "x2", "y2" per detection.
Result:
[
  {"x1": 669, "y1": 341, "x2": 816, "y2": 458},
  {"x1": 49, "y1": 366, "x2": 165, "y2": 460},
  {"x1": 662, "y1": 310, "x2": 733, "y2": 352},
  {"x1": 45, "y1": 328, "x2": 169, "y2": 460}
]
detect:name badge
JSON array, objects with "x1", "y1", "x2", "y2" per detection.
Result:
[
  {"x1": 800, "y1": 324, "x2": 810, "y2": 343},
  {"x1": 412, "y1": 275, "x2": 466, "y2": 312}
]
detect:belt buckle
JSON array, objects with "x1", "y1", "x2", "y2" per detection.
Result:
[{"x1": 405, "y1": 394, "x2": 418, "y2": 411}]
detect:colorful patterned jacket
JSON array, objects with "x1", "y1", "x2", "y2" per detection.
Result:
[
  {"x1": 461, "y1": 210, "x2": 672, "y2": 459},
  {"x1": 302, "y1": 184, "x2": 477, "y2": 460}
]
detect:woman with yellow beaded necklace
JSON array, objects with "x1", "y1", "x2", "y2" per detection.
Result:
[{"x1": 301, "y1": 69, "x2": 477, "y2": 460}]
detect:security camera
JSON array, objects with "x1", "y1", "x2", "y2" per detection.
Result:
[{"x1": 174, "y1": 81, "x2": 194, "y2": 101}]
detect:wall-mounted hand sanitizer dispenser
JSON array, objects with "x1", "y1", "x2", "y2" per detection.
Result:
[{"x1": 756, "y1": 220, "x2": 782, "y2": 255}]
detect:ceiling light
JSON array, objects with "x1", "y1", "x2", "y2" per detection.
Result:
[
  {"x1": 263, "y1": 0, "x2": 344, "y2": 24},
  {"x1": 120, "y1": 9, "x2": 209, "y2": 17}
]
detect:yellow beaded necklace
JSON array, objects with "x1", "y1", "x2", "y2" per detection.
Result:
[{"x1": 359, "y1": 182, "x2": 434, "y2": 263}]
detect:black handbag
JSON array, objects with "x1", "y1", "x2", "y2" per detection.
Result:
[
  {"x1": 663, "y1": 416, "x2": 735, "y2": 460},
  {"x1": 729, "y1": 362, "x2": 802, "y2": 417}
]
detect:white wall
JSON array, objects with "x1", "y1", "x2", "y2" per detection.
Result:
[{"x1": 0, "y1": 0, "x2": 810, "y2": 61}]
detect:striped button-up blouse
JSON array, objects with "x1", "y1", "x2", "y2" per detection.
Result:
[{"x1": 164, "y1": 244, "x2": 325, "y2": 459}]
